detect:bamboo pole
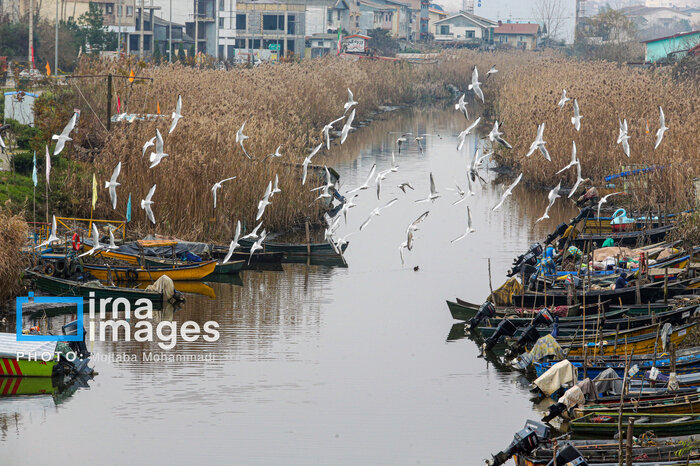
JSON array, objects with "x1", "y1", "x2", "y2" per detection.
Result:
[
  {"x1": 488, "y1": 258, "x2": 494, "y2": 300},
  {"x1": 618, "y1": 342, "x2": 631, "y2": 466},
  {"x1": 625, "y1": 418, "x2": 635, "y2": 465}
]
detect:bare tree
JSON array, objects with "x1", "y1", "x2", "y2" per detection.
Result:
[{"x1": 533, "y1": 0, "x2": 566, "y2": 42}]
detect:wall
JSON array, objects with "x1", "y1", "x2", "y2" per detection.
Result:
[
  {"x1": 474, "y1": 0, "x2": 576, "y2": 44},
  {"x1": 645, "y1": 32, "x2": 700, "y2": 61}
]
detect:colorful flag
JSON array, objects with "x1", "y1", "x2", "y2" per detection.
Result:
[
  {"x1": 126, "y1": 193, "x2": 132, "y2": 222},
  {"x1": 117, "y1": 95, "x2": 121, "y2": 113},
  {"x1": 337, "y1": 29, "x2": 342, "y2": 55},
  {"x1": 45, "y1": 145, "x2": 51, "y2": 189},
  {"x1": 91, "y1": 173, "x2": 98, "y2": 209},
  {"x1": 129, "y1": 69, "x2": 135, "y2": 83},
  {"x1": 32, "y1": 151, "x2": 37, "y2": 187},
  {"x1": 157, "y1": 102, "x2": 161, "y2": 114},
  {"x1": 45, "y1": 61, "x2": 51, "y2": 77}
]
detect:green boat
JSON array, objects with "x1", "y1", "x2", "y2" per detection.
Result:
[
  {"x1": 238, "y1": 238, "x2": 346, "y2": 257},
  {"x1": 570, "y1": 413, "x2": 700, "y2": 437},
  {"x1": 446, "y1": 299, "x2": 625, "y2": 323},
  {"x1": 26, "y1": 271, "x2": 164, "y2": 306}
]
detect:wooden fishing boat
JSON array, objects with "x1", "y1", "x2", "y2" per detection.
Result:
[
  {"x1": 27, "y1": 271, "x2": 164, "y2": 306},
  {"x1": 143, "y1": 256, "x2": 245, "y2": 275},
  {"x1": 535, "y1": 352, "x2": 700, "y2": 379},
  {"x1": 563, "y1": 322, "x2": 695, "y2": 357},
  {"x1": 570, "y1": 412, "x2": 700, "y2": 437},
  {"x1": 447, "y1": 299, "x2": 626, "y2": 323},
  {"x1": 478, "y1": 303, "x2": 695, "y2": 339},
  {"x1": 571, "y1": 224, "x2": 675, "y2": 248},
  {"x1": 512, "y1": 280, "x2": 667, "y2": 308},
  {"x1": 238, "y1": 237, "x2": 347, "y2": 257},
  {"x1": 82, "y1": 260, "x2": 217, "y2": 281},
  {"x1": 209, "y1": 249, "x2": 284, "y2": 264},
  {"x1": 134, "y1": 280, "x2": 216, "y2": 299},
  {"x1": 609, "y1": 302, "x2": 671, "y2": 316},
  {"x1": 574, "y1": 393, "x2": 700, "y2": 418}
]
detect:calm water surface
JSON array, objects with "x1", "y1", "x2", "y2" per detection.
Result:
[{"x1": 1, "y1": 106, "x2": 576, "y2": 464}]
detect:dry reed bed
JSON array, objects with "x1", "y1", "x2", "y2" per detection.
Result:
[
  {"x1": 489, "y1": 57, "x2": 700, "y2": 209},
  {"x1": 0, "y1": 210, "x2": 28, "y2": 305}
]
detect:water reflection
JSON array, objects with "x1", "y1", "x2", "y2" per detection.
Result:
[{"x1": 2, "y1": 105, "x2": 582, "y2": 464}]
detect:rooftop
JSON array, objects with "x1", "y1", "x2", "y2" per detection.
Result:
[
  {"x1": 641, "y1": 29, "x2": 700, "y2": 43},
  {"x1": 494, "y1": 23, "x2": 540, "y2": 35}
]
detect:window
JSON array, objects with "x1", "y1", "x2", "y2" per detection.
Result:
[
  {"x1": 287, "y1": 39, "x2": 295, "y2": 53},
  {"x1": 263, "y1": 14, "x2": 284, "y2": 31},
  {"x1": 337, "y1": 10, "x2": 340, "y2": 21},
  {"x1": 227, "y1": 45, "x2": 235, "y2": 57},
  {"x1": 466, "y1": 30, "x2": 474, "y2": 38},
  {"x1": 440, "y1": 25, "x2": 449, "y2": 35},
  {"x1": 126, "y1": 6, "x2": 133, "y2": 16},
  {"x1": 328, "y1": 10, "x2": 333, "y2": 23},
  {"x1": 234, "y1": 38, "x2": 246, "y2": 48},
  {"x1": 219, "y1": 0, "x2": 225, "y2": 10},
  {"x1": 117, "y1": 5, "x2": 122, "y2": 16},
  {"x1": 249, "y1": 39, "x2": 261, "y2": 49},
  {"x1": 236, "y1": 14, "x2": 246, "y2": 30},
  {"x1": 288, "y1": 15, "x2": 295, "y2": 34},
  {"x1": 106, "y1": 4, "x2": 114, "y2": 14},
  {"x1": 219, "y1": 18, "x2": 224, "y2": 27}
]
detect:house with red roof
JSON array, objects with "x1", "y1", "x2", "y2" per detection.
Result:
[{"x1": 493, "y1": 21, "x2": 540, "y2": 50}]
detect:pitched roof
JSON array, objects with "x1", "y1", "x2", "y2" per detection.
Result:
[
  {"x1": 434, "y1": 12, "x2": 497, "y2": 28},
  {"x1": 494, "y1": 23, "x2": 540, "y2": 35},
  {"x1": 641, "y1": 29, "x2": 700, "y2": 44}
]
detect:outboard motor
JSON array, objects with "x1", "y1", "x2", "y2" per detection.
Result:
[
  {"x1": 505, "y1": 308, "x2": 553, "y2": 358},
  {"x1": 545, "y1": 222, "x2": 569, "y2": 245},
  {"x1": 466, "y1": 301, "x2": 496, "y2": 330},
  {"x1": 483, "y1": 319, "x2": 517, "y2": 352},
  {"x1": 487, "y1": 420, "x2": 550, "y2": 466},
  {"x1": 541, "y1": 402, "x2": 568, "y2": 423},
  {"x1": 546, "y1": 445, "x2": 588, "y2": 466},
  {"x1": 62, "y1": 320, "x2": 90, "y2": 359},
  {"x1": 509, "y1": 243, "x2": 543, "y2": 277}
]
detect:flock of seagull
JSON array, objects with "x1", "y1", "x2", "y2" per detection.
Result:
[{"x1": 36, "y1": 61, "x2": 671, "y2": 268}]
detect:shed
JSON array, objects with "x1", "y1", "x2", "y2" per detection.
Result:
[
  {"x1": 642, "y1": 29, "x2": 700, "y2": 62},
  {"x1": 343, "y1": 34, "x2": 370, "y2": 54},
  {"x1": 4, "y1": 91, "x2": 40, "y2": 126}
]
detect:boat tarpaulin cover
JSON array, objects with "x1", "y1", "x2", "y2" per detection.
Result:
[
  {"x1": 534, "y1": 359, "x2": 578, "y2": 396},
  {"x1": 593, "y1": 367, "x2": 622, "y2": 394},
  {"x1": 529, "y1": 335, "x2": 564, "y2": 362},
  {"x1": 558, "y1": 385, "x2": 585, "y2": 409},
  {"x1": 116, "y1": 240, "x2": 210, "y2": 259},
  {"x1": 0, "y1": 333, "x2": 57, "y2": 360},
  {"x1": 488, "y1": 277, "x2": 523, "y2": 307}
]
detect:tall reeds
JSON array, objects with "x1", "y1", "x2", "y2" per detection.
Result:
[{"x1": 0, "y1": 210, "x2": 28, "y2": 305}]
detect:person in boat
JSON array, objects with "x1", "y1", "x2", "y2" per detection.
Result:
[
  {"x1": 544, "y1": 244, "x2": 556, "y2": 259},
  {"x1": 614, "y1": 272, "x2": 628, "y2": 289}
]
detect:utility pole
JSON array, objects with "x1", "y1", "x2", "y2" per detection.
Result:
[
  {"x1": 28, "y1": 0, "x2": 34, "y2": 66},
  {"x1": 194, "y1": 0, "x2": 199, "y2": 55},
  {"x1": 55, "y1": 0, "x2": 59, "y2": 73},
  {"x1": 169, "y1": 0, "x2": 173, "y2": 62},
  {"x1": 117, "y1": 0, "x2": 122, "y2": 54},
  {"x1": 140, "y1": 0, "x2": 145, "y2": 57},
  {"x1": 107, "y1": 73, "x2": 113, "y2": 131}
]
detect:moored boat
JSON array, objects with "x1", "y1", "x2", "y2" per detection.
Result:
[
  {"x1": 82, "y1": 260, "x2": 217, "y2": 281},
  {"x1": 570, "y1": 412, "x2": 700, "y2": 437}
]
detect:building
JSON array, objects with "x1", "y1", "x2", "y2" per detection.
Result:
[
  {"x1": 621, "y1": 5, "x2": 693, "y2": 41},
  {"x1": 152, "y1": 16, "x2": 195, "y2": 59},
  {"x1": 233, "y1": 0, "x2": 306, "y2": 59},
  {"x1": 185, "y1": 0, "x2": 217, "y2": 54},
  {"x1": 428, "y1": 3, "x2": 447, "y2": 36},
  {"x1": 642, "y1": 29, "x2": 700, "y2": 61},
  {"x1": 493, "y1": 22, "x2": 539, "y2": 50},
  {"x1": 433, "y1": 12, "x2": 496, "y2": 44},
  {"x1": 356, "y1": 0, "x2": 414, "y2": 39},
  {"x1": 474, "y1": 0, "x2": 577, "y2": 45},
  {"x1": 308, "y1": 32, "x2": 340, "y2": 57},
  {"x1": 305, "y1": 0, "x2": 351, "y2": 36}
]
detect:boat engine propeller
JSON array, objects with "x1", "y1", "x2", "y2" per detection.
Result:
[
  {"x1": 486, "y1": 420, "x2": 550, "y2": 466},
  {"x1": 466, "y1": 301, "x2": 496, "y2": 330},
  {"x1": 508, "y1": 243, "x2": 542, "y2": 277},
  {"x1": 482, "y1": 319, "x2": 517, "y2": 353},
  {"x1": 504, "y1": 308, "x2": 553, "y2": 358}
]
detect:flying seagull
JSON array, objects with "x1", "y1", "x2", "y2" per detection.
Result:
[
  {"x1": 396, "y1": 135, "x2": 408, "y2": 154},
  {"x1": 451, "y1": 206, "x2": 475, "y2": 243},
  {"x1": 654, "y1": 106, "x2": 668, "y2": 150},
  {"x1": 236, "y1": 121, "x2": 252, "y2": 159},
  {"x1": 271, "y1": 174, "x2": 281, "y2": 197},
  {"x1": 148, "y1": 129, "x2": 168, "y2": 168},
  {"x1": 571, "y1": 99, "x2": 582, "y2": 131},
  {"x1": 597, "y1": 192, "x2": 623, "y2": 219},
  {"x1": 263, "y1": 145, "x2": 283, "y2": 162},
  {"x1": 105, "y1": 161, "x2": 121, "y2": 209},
  {"x1": 347, "y1": 163, "x2": 376, "y2": 194},
  {"x1": 78, "y1": 224, "x2": 105, "y2": 257},
  {"x1": 493, "y1": 173, "x2": 523, "y2": 211},
  {"x1": 617, "y1": 118, "x2": 630, "y2": 157},
  {"x1": 415, "y1": 172, "x2": 440, "y2": 203},
  {"x1": 142, "y1": 136, "x2": 156, "y2": 158},
  {"x1": 375, "y1": 168, "x2": 391, "y2": 200},
  {"x1": 489, "y1": 120, "x2": 512, "y2": 149},
  {"x1": 248, "y1": 230, "x2": 267, "y2": 264},
  {"x1": 535, "y1": 182, "x2": 562, "y2": 223},
  {"x1": 211, "y1": 176, "x2": 237, "y2": 208},
  {"x1": 558, "y1": 89, "x2": 570, "y2": 109},
  {"x1": 359, "y1": 198, "x2": 398, "y2": 231},
  {"x1": 223, "y1": 221, "x2": 242, "y2": 264},
  {"x1": 556, "y1": 141, "x2": 578, "y2": 174},
  {"x1": 323, "y1": 116, "x2": 345, "y2": 150},
  {"x1": 468, "y1": 66, "x2": 484, "y2": 103},
  {"x1": 340, "y1": 109, "x2": 355, "y2": 144},
  {"x1": 241, "y1": 221, "x2": 263, "y2": 241},
  {"x1": 525, "y1": 123, "x2": 550, "y2": 161},
  {"x1": 35, "y1": 215, "x2": 60, "y2": 249},
  {"x1": 391, "y1": 151, "x2": 399, "y2": 172},
  {"x1": 52, "y1": 112, "x2": 77, "y2": 155},
  {"x1": 398, "y1": 182, "x2": 414, "y2": 193},
  {"x1": 344, "y1": 88, "x2": 357, "y2": 113},
  {"x1": 302, "y1": 144, "x2": 323, "y2": 185},
  {"x1": 452, "y1": 183, "x2": 467, "y2": 205},
  {"x1": 141, "y1": 184, "x2": 157, "y2": 224},
  {"x1": 486, "y1": 65, "x2": 498, "y2": 75},
  {"x1": 567, "y1": 161, "x2": 589, "y2": 199},
  {"x1": 169, "y1": 95, "x2": 183, "y2": 134},
  {"x1": 399, "y1": 211, "x2": 430, "y2": 265},
  {"x1": 457, "y1": 117, "x2": 481, "y2": 152},
  {"x1": 256, "y1": 181, "x2": 273, "y2": 221},
  {"x1": 454, "y1": 94, "x2": 469, "y2": 120}
]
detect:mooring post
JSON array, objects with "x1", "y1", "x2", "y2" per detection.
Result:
[
  {"x1": 664, "y1": 267, "x2": 669, "y2": 305},
  {"x1": 625, "y1": 418, "x2": 635, "y2": 465},
  {"x1": 305, "y1": 221, "x2": 311, "y2": 256},
  {"x1": 488, "y1": 258, "x2": 494, "y2": 301}
]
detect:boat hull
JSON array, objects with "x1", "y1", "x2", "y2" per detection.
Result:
[
  {"x1": 0, "y1": 358, "x2": 56, "y2": 377},
  {"x1": 83, "y1": 261, "x2": 217, "y2": 281}
]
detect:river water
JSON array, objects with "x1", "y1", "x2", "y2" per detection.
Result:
[{"x1": 1, "y1": 106, "x2": 576, "y2": 464}]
